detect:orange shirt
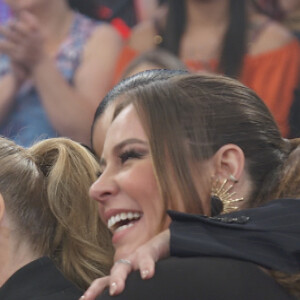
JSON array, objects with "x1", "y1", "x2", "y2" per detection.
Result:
[{"x1": 114, "y1": 40, "x2": 300, "y2": 137}]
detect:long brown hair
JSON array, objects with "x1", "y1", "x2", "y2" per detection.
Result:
[
  {"x1": 1, "y1": 137, "x2": 113, "y2": 290},
  {"x1": 113, "y1": 72, "x2": 288, "y2": 212},
  {"x1": 109, "y1": 70, "x2": 300, "y2": 296}
]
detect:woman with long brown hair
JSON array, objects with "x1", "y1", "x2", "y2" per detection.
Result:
[{"x1": 84, "y1": 70, "x2": 299, "y2": 299}]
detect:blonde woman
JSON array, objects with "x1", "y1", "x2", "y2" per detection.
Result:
[{"x1": 0, "y1": 137, "x2": 113, "y2": 299}]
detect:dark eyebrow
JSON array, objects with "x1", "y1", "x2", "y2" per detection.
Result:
[
  {"x1": 100, "y1": 138, "x2": 148, "y2": 166},
  {"x1": 114, "y1": 138, "x2": 147, "y2": 152}
]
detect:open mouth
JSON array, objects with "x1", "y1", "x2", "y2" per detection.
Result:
[{"x1": 107, "y1": 212, "x2": 142, "y2": 233}]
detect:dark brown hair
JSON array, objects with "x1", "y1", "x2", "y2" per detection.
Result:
[
  {"x1": 109, "y1": 70, "x2": 300, "y2": 296},
  {"x1": 114, "y1": 72, "x2": 290, "y2": 212}
]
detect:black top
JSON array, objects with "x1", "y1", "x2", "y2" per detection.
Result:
[
  {"x1": 0, "y1": 257, "x2": 82, "y2": 300},
  {"x1": 97, "y1": 257, "x2": 295, "y2": 300},
  {"x1": 97, "y1": 199, "x2": 300, "y2": 300},
  {"x1": 170, "y1": 198, "x2": 300, "y2": 273}
]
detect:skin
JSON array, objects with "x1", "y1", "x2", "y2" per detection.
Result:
[
  {"x1": 0, "y1": 0, "x2": 123, "y2": 145},
  {"x1": 92, "y1": 103, "x2": 118, "y2": 157},
  {"x1": 90, "y1": 105, "x2": 170, "y2": 261}
]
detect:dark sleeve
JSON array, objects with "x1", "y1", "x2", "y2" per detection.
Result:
[
  {"x1": 168, "y1": 199, "x2": 300, "y2": 273},
  {"x1": 97, "y1": 257, "x2": 295, "y2": 300}
]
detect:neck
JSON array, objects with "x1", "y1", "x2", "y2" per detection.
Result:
[
  {"x1": 0, "y1": 234, "x2": 40, "y2": 287},
  {"x1": 185, "y1": 0, "x2": 230, "y2": 28}
]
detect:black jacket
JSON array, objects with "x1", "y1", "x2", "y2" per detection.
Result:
[
  {"x1": 98, "y1": 257, "x2": 294, "y2": 300},
  {"x1": 98, "y1": 199, "x2": 299, "y2": 300},
  {"x1": 170, "y1": 198, "x2": 300, "y2": 273},
  {"x1": 0, "y1": 257, "x2": 82, "y2": 300}
]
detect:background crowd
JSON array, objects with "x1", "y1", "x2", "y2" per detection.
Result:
[
  {"x1": 0, "y1": 0, "x2": 298, "y2": 145},
  {"x1": 0, "y1": 0, "x2": 299, "y2": 300}
]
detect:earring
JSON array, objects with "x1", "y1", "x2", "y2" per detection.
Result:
[
  {"x1": 211, "y1": 177, "x2": 243, "y2": 213},
  {"x1": 229, "y1": 174, "x2": 238, "y2": 183}
]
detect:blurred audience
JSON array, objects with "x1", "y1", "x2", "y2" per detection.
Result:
[
  {"x1": 255, "y1": 0, "x2": 300, "y2": 39},
  {"x1": 115, "y1": 0, "x2": 300, "y2": 137},
  {"x1": 95, "y1": 0, "x2": 160, "y2": 40},
  {"x1": 0, "y1": 0, "x2": 10, "y2": 24},
  {"x1": 0, "y1": 0, "x2": 122, "y2": 147},
  {"x1": 0, "y1": 137, "x2": 113, "y2": 299}
]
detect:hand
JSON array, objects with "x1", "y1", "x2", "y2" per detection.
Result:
[
  {"x1": 81, "y1": 230, "x2": 171, "y2": 299},
  {"x1": 11, "y1": 61, "x2": 29, "y2": 88},
  {"x1": 0, "y1": 11, "x2": 46, "y2": 73}
]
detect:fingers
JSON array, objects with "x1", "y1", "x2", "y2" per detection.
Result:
[
  {"x1": 108, "y1": 258, "x2": 133, "y2": 295},
  {"x1": 138, "y1": 253, "x2": 155, "y2": 279},
  {"x1": 0, "y1": 23, "x2": 23, "y2": 45},
  {"x1": 19, "y1": 11, "x2": 39, "y2": 31},
  {"x1": 80, "y1": 277, "x2": 110, "y2": 300}
]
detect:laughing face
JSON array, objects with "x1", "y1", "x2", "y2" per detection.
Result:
[{"x1": 90, "y1": 104, "x2": 169, "y2": 261}]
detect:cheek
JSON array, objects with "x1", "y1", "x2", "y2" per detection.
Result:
[
  {"x1": 123, "y1": 162, "x2": 163, "y2": 216},
  {"x1": 97, "y1": 205, "x2": 105, "y2": 223}
]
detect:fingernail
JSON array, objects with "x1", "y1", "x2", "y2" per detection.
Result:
[
  {"x1": 110, "y1": 282, "x2": 117, "y2": 296},
  {"x1": 141, "y1": 269, "x2": 149, "y2": 279},
  {"x1": 80, "y1": 296, "x2": 85, "y2": 299}
]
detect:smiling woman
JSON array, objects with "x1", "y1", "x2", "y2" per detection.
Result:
[
  {"x1": 90, "y1": 104, "x2": 166, "y2": 261},
  {"x1": 85, "y1": 70, "x2": 300, "y2": 299}
]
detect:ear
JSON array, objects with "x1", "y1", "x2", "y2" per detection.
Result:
[
  {"x1": 0, "y1": 193, "x2": 5, "y2": 223},
  {"x1": 212, "y1": 144, "x2": 245, "y2": 181}
]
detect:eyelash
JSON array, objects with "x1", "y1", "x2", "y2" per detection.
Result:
[{"x1": 119, "y1": 149, "x2": 145, "y2": 163}]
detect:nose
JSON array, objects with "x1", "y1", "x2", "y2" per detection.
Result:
[{"x1": 89, "y1": 171, "x2": 118, "y2": 204}]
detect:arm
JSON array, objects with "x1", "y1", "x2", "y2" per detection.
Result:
[
  {"x1": 0, "y1": 12, "x2": 123, "y2": 145},
  {"x1": 134, "y1": 0, "x2": 159, "y2": 22},
  {"x1": 32, "y1": 24, "x2": 123, "y2": 145},
  {"x1": 0, "y1": 73, "x2": 19, "y2": 123},
  {"x1": 81, "y1": 200, "x2": 300, "y2": 299},
  {"x1": 0, "y1": 25, "x2": 29, "y2": 124}
]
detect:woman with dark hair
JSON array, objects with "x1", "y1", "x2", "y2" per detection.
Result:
[
  {"x1": 81, "y1": 70, "x2": 299, "y2": 299},
  {"x1": 114, "y1": 0, "x2": 300, "y2": 137},
  {"x1": 0, "y1": 0, "x2": 122, "y2": 147}
]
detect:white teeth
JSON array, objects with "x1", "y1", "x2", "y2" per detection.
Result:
[
  {"x1": 107, "y1": 212, "x2": 142, "y2": 231},
  {"x1": 115, "y1": 222, "x2": 134, "y2": 233}
]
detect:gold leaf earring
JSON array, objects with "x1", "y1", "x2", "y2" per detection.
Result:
[{"x1": 211, "y1": 176, "x2": 244, "y2": 213}]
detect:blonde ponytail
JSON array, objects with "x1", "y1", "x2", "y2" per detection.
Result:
[{"x1": 29, "y1": 138, "x2": 113, "y2": 289}]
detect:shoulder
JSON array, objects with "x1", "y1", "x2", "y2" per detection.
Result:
[
  {"x1": 83, "y1": 23, "x2": 123, "y2": 58},
  {"x1": 249, "y1": 14, "x2": 295, "y2": 55},
  {"x1": 90, "y1": 23, "x2": 122, "y2": 46},
  {"x1": 97, "y1": 257, "x2": 293, "y2": 300}
]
